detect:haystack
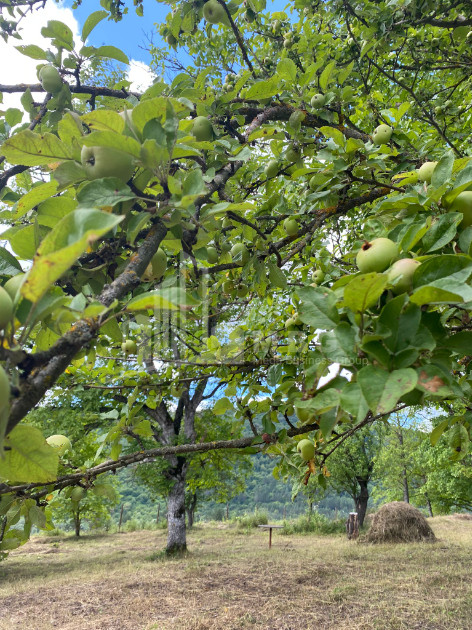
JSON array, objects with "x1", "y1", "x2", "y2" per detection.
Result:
[{"x1": 365, "y1": 501, "x2": 436, "y2": 544}]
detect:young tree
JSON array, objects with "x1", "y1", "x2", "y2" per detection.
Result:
[{"x1": 2, "y1": 0, "x2": 472, "y2": 558}]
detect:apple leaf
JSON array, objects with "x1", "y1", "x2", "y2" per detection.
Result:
[
  {"x1": 343, "y1": 273, "x2": 388, "y2": 312},
  {"x1": 1, "y1": 130, "x2": 73, "y2": 165},
  {"x1": 0, "y1": 426, "x2": 59, "y2": 483},
  {"x1": 357, "y1": 366, "x2": 418, "y2": 415},
  {"x1": 81, "y1": 131, "x2": 141, "y2": 158},
  {"x1": 81, "y1": 10, "x2": 108, "y2": 42}
]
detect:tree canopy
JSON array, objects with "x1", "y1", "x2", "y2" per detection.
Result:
[{"x1": 1, "y1": 0, "x2": 472, "y2": 554}]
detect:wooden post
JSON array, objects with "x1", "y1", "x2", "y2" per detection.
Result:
[
  {"x1": 118, "y1": 504, "x2": 124, "y2": 533},
  {"x1": 269, "y1": 527, "x2": 273, "y2": 549},
  {"x1": 346, "y1": 512, "x2": 359, "y2": 540}
]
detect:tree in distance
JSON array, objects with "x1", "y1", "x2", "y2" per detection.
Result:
[
  {"x1": 122, "y1": 339, "x2": 138, "y2": 354},
  {"x1": 283, "y1": 218, "x2": 298, "y2": 236},
  {"x1": 297, "y1": 439, "x2": 315, "y2": 461},
  {"x1": 372, "y1": 124, "x2": 393, "y2": 145},
  {"x1": 81, "y1": 146, "x2": 134, "y2": 183},
  {"x1": 386, "y1": 259, "x2": 421, "y2": 294},
  {"x1": 417, "y1": 161, "x2": 437, "y2": 183},
  {"x1": 356, "y1": 238, "x2": 399, "y2": 273},
  {"x1": 192, "y1": 116, "x2": 213, "y2": 141},
  {"x1": 39, "y1": 65, "x2": 63, "y2": 94},
  {"x1": 46, "y1": 434, "x2": 72, "y2": 455},
  {"x1": 311, "y1": 93, "x2": 326, "y2": 108},
  {"x1": 0, "y1": 287, "x2": 13, "y2": 330},
  {"x1": 449, "y1": 191, "x2": 472, "y2": 227},
  {"x1": 264, "y1": 159, "x2": 279, "y2": 178},
  {"x1": 203, "y1": 0, "x2": 230, "y2": 25}
]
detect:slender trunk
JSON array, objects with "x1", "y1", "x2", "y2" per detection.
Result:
[
  {"x1": 186, "y1": 492, "x2": 197, "y2": 528},
  {"x1": 226, "y1": 502, "x2": 229, "y2": 520},
  {"x1": 156, "y1": 504, "x2": 160, "y2": 524},
  {"x1": 308, "y1": 500, "x2": 313, "y2": 521},
  {"x1": 397, "y1": 430, "x2": 410, "y2": 503},
  {"x1": 166, "y1": 462, "x2": 188, "y2": 555},
  {"x1": 354, "y1": 478, "x2": 369, "y2": 527},
  {"x1": 425, "y1": 493, "x2": 433, "y2": 517},
  {"x1": 73, "y1": 509, "x2": 81, "y2": 537}
]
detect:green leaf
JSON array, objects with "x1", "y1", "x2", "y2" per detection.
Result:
[
  {"x1": 77, "y1": 178, "x2": 136, "y2": 208},
  {"x1": 94, "y1": 46, "x2": 129, "y2": 64},
  {"x1": 277, "y1": 58, "x2": 297, "y2": 82},
  {"x1": 430, "y1": 419, "x2": 449, "y2": 446},
  {"x1": 245, "y1": 76, "x2": 280, "y2": 101},
  {"x1": 21, "y1": 209, "x2": 123, "y2": 303},
  {"x1": 319, "y1": 60, "x2": 336, "y2": 91},
  {"x1": 431, "y1": 150, "x2": 454, "y2": 188},
  {"x1": 267, "y1": 262, "x2": 287, "y2": 289},
  {"x1": 319, "y1": 126, "x2": 345, "y2": 147},
  {"x1": 81, "y1": 110, "x2": 125, "y2": 133},
  {"x1": 343, "y1": 273, "x2": 388, "y2": 312},
  {"x1": 0, "y1": 247, "x2": 23, "y2": 276},
  {"x1": 81, "y1": 10, "x2": 108, "y2": 41},
  {"x1": 213, "y1": 397, "x2": 234, "y2": 415},
  {"x1": 339, "y1": 382, "x2": 369, "y2": 422},
  {"x1": 14, "y1": 181, "x2": 58, "y2": 218},
  {"x1": 14, "y1": 44, "x2": 48, "y2": 60},
  {"x1": 125, "y1": 288, "x2": 201, "y2": 312},
  {"x1": 410, "y1": 265, "x2": 472, "y2": 305},
  {"x1": 41, "y1": 20, "x2": 74, "y2": 51},
  {"x1": 0, "y1": 426, "x2": 59, "y2": 483},
  {"x1": 298, "y1": 286, "x2": 339, "y2": 328},
  {"x1": 357, "y1": 366, "x2": 418, "y2": 415},
  {"x1": 320, "y1": 323, "x2": 357, "y2": 366},
  {"x1": 81, "y1": 131, "x2": 141, "y2": 157},
  {"x1": 422, "y1": 213, "x2": 462, "y2": 252},
  {"x1": 1, "y1": 130, "x2": 73, "y2": 166},
  {"x1": 182, "y1": 169, "x2": 206, "y2": 196}
]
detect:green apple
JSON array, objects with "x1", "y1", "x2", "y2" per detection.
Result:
[
  {"x1": 264, "y1": 159, "x2": 279, "y2": 178},
  {"x1": 386, "y1": 258, "x2": 421, "y2": 294},
  {"x1": 70, "y1": 487, "x2": 86, "y2": 502},
  {"x1": 46, "y1": 434, "x2": 72, "y2": 455},
  {"x1": 3, "y1": 274, "x2": 25, "y2": 302},
  {"x1": 0, "y1": 287, "x2": 13, "y2": 330},
  {"x1": 285, "y1": 317, "x2": 297, "y2": 330},
  {"x1": 417, "y1": 161, "x2": 437, "y2": 183},
  {"x1": 286, "y1": 145, "x2": 301, "y2": 163},
  {"x1": 0, "y1": 365, "x2": 10, "y2": 409},
  {"x1": 192, "y1": 116, "x2": 213, "y2": 141},
  {"x1": 296, "y1": 407, "x2": 313, "y2": 423},
  {"x1": 81, "y1": 145, "x2": 134, "y2": 183},
  {"x1": 311, "y1": 93, "x2": 326, "y2": 108},
  {"x1": 230, "y1": 243, "x2": 249, "y2": 265},
  {"x1": 122, "y1": 339, "x2": 138, "y2": 354},
  {"x1": 151, "y1": 248, "x2": 167, "y2": 279},
  {"x1": 356, "y1": 238, "x2": 398, "y2": 273},
  {"x1": 297, "y1": 438, "x2": 315, "y2": 462},
  {"x1": 236, "y1": 284, "x2": 249, "y2": 298},
  {"x1": 449, "y1": 191, "x2": 472, "y2": 227},
  {"x1": 283, "y1": 218, "x2": 298, "y2": 236},
  {"x1": 39, "y1": 65, "x2": 63, "y2": 94},
  {"x1": 309, "y1": 175, "x2": 318, "y2": 191},
  {"x1": 203, "y1": 0, "x2": 230, "y2": 26},
  {"x1": 223, "y1": 280, "x2": 235, "y2": 295},
  {"x1": 372, "y1": 124, "x2": 393, "y2": 145},
  {"x1": 312, "y1": 269, "x2": 325, "y2": 283},
  {"x1": 206, "y1": 246, "x2": 219, "y2": 264},
  {"x1": 289, "y1": 110, "x2": 305, "y2": 130}
]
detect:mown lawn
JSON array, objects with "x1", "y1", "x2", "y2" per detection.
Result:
[{"x1": 1, "y1": 515, "x2": 472, "y2": 630}]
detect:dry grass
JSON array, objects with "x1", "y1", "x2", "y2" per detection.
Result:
[{"x1": 1, "y1": 516, "x2": 472, "y2": 629}]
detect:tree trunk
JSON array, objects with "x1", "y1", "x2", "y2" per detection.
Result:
[
  {"x1": 73, "y1": 509, "x2": 81, "y2": 537},
  {"x1": 166, "y1": 464, "x2": 187, "y2": 555},
  {"x1": 186, "y1": 492, "x2": 197, "y2": 528},
  {"x1": 354, "y1": 478, "x2": 369, "y2": 527},
  {"x1": 397, "y1": 430, "x2": 410, "y2": 503},
  {"x1": 425, "y1": 493, "x2": 433, "y2": 517},
  {"x1": 226, "y1": 502, "x2": 229, "y2": 521}
]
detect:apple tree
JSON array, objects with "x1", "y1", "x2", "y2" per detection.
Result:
[{"x1": 1, "y1": 0, "x2": 472, "y2": 556}]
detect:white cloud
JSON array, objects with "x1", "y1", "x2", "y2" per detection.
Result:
[
  {"x1": 127, "y1": 60, "x2": 154, "y2": 92},
  {"x1": 0, "y1": 1, "x2": 80, "y2": 109}
]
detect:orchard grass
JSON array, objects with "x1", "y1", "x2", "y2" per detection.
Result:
[{"x1": 1, "y1": 516, "x2": 472, "y2": 630}]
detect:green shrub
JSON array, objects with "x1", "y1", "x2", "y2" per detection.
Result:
[
  {"x1": 282, "y1": 512, "x2": 345, "y2": 535},
  {"x1": 236, "y1": 510, "x2": 269, "y2": 529}
]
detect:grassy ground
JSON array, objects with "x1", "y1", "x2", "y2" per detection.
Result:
[{"x1": 1, "y1": 515, "x2": 472, "y2": 630}]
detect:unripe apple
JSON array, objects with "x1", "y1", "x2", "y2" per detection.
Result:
[
  {"x1": 230, "y1": 243, "x2": 249, "y2": 265},
  {"x1": 206, "y1": 246, "x2": 219, "y2": 264},
  {"x1": 81, "y1": 146, "x2": 134, "y2": 183},
  {"x1": 289, "y1": 110, "x2": 305, "y2": 130},
  {"x1": 46, "y1": 434, "x2": 72, "y2": 455},
  {"x1": 296, "y1": 407, "x2": 312, "y2": 423},
  {"x1": 203, "y1": 0, "x2": 230, "y2": 25},
  {"x1": 3, "y1": 274, "x2": 25, "y2": 302},
  {"x1": 223, "y1": 280, "x2": 235, "y2": 295},
  {"x1": 297, "y1": 438, "x2": 315, "y2": 462},
  {"x1": 285, "y1": 317, "x2": 297, "y2": 329},
  {"x1": 236, "y1": 284, "x2": 249, "y2": 298},
  {"x1": 283, "y1": 218, "x2": 298, "y2": 236},
  {"x1": 122, "y1": 339, "x2": 137, "y2": 354},
  {"x1": 356, "y1": 238, "x2": 398, "y2": 273},
  {"x1": 372, "y1": 124, "x2": 393, "y2": 145},
  {"x1": 449, "y1": 191, "x2": 472, "y2": 228},
  {"x1": 151, "y1": 248, "x2": 167, "y2": 279},
  {"x1": 312, "y1": 269, "x2": 325, "y2": 283},
  {"x1": 0, "y1": 287, "x2": 13, "y2": 330},
  {"x1": 386, "y1": 258, "x2": 421, "y2": 294},
  {"x1": 311, "y1": 93, "x2": 326, "y2": 108},
  {"x1": 309, "y1": 175, "x2": 318, "y2": 191},
  {"x1": 417, "y1": 161, "x2": 437, "y2": 183},
  {"x1": 0, "y1": 365, "x2": 10, "y2": 408},
  {"x1": 70, "y1": 487, "x2": 86, "y2": 502},
  {"x1": 192, "y1": 116, "x2": 213, "y2": 141},
  {"x1": 264, "y1": 159, "x2": 279, "y2": 178},
  {"x1": 286, "y1": 145, "x2": 301, "y2": 162},
  {"x1": 39, "y1": 65, "x2": 63, "y2": 94}
]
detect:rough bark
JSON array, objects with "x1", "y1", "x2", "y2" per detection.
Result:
[
  {"x1": 354, "y1": 477, "x2": 369, "y2": 528},
  {"x1": 186, "y1": 492, "x2": 197, "y2": 528},
  {"x1": 166, "y1": 461, "x2": 188, "y2": 555},
  {"x1": 73, "y1": 510, "x2": 81, "y2": 537}
]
